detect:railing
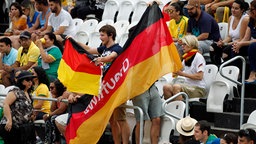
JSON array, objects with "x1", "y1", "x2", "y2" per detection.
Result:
[
  {"x1": 162, "y1": 92, "x2": 189, "y2": 120},
  {"x1": 219, "y1": 56, "x2": 246, "y2": 127},
  {"x1": 0, "y1": 95, "x2": 144, "y2": 144}
]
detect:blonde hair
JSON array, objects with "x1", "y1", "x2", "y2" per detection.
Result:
[{"x1": 181, "y1": 35, "x2": 199, "y2": 49}]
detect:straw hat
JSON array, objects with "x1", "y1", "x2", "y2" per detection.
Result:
[{"x1": 176, "y1": 116, "x2": 197, "y2": 136}]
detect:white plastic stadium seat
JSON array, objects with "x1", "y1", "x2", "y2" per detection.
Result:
[
  {"x1": 87, "y1": 32, "x2": 102, "y2": 48},
  {"x1": 241, "y1": 110, "x2": 256, "y2": 131},
  {"x1": 207, "y1": 66, "x2": 239, "y2": 113},
  {"x1": 159, "y1": 115, "x2": 176, "y2": 143},
  {"x1": 218, "y1": 22, "x2": 228, "y2": 40},
  {"x1": 102, "y1": 0, "x2": 119, "y2": 22},
  {"x1": 95, "y1": 19, "x2": 114, "y2": 32},
  {"x1": 72, "y1": 18, "x2": 83, "y2": 33},
  {"x1": 118, "y1": 32, "x2": 129, "y2": 47},
  {"x1": 74, "y1": 31, "x2": 89, "y2": 44},
  {"x1": 131, "y1": 0, "x2": 148, "y2": 23},
  {"x1": 116, "y1": 0, "x2": 134, "y2": 22},
  {"x1": 78, "y1": 19, "x2": 98, "y2": 36},
  {"x1": 0, "y1": 84, "x2": 5, "y2": 95},
  {"x1": 113, "y1": 20, "x2": 130, "y2": 42}
]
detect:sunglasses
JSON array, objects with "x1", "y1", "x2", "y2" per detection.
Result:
[
  {"x1": 166, "y1": 9, "x2": 174, "y2": 14},
  {"x1": 24, "y1": 78, "x2": 33, "y2": 82}
]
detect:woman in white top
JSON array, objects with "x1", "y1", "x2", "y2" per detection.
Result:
[
  {"x1": 163, "y1": 35, "x2": 206, "y2": 101},
  {"x1": 209, "y1": 0, "x2": 249, "y2": 65}
]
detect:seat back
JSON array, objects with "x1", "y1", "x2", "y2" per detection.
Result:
[
  {"x1": 116, "y1": 0, "x2": 134, "y2": 22},
  {"x1": 131, "y1": 0, "x2": 148, "y2": 23},
  {"x1": 247, "y1": 110, "x2": 256, "y2": 125},
  {"x1": 95, "y1": 19, "x2": 114, "y2": 32},
  {"x1": 88, "y1": 32, "x2": 102, "y2": 48},
  {"x1": 218, "y1": 22, "x2": 228, "y2": 40},
  {"x1": 102, "y1": 0, "x2": 119, "y2": 21},
  {"x1": 204, "y1": 64, "x2": 218, "y2": 95},
  {"x1": 159, "y1": 115, "x2": 175, "y2": 143},
  {"x1": 113, "y1": 20, "x2": 130, "y2": 41},
  {"x1": 215, "y1": 66, "x2": 239, "y2": 99},
  {"x1": 165, "y1": 101, "x2": 186, "y2": 119},
  {"x1": 74, "y1": 31, "x2": 89, "y2": 44},
  {"x1": 78, "y1": 19, "x2": 98, "y2": 36},
  {"x1": 118, "y1": 32, "x2": 129, "y2": 47}
]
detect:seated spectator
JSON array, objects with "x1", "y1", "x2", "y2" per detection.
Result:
[
  {"x1": 31, "y1": 66, "x2": 51, "y2": 120},
  {"x1": 163, "y1": 35, "x2": 206, "y2": 100},
  {"x1": 4, "y1": 2, "x2": 27, "y2": 36},
  {"x1": 29, "y1": 0, "x2": 51, "y2": 41},
  {"x1": 0, "y1": 71, "x2": 36, "y2": 144},
  {"x1": 238, "y1": 129, "x2": 256, "y2": 144},
  {"x1": 194, "y1": 120, "x2": 218, "y2": 144},
  {"x1": 221, "y1": 133, "x2": 238, "y2": 144},
  {"x1": 43, "y1": 79, "x2": 67, "y2": 144},
  {"x1": 1, "y1": 31, "x2": 40, "y2": 86},
  {"x1": 35, "y1": 32, "x2": 63, "y2": 81},
  {"x1": 165, "y1": 1, "x2": 188, "y2": 58},
  {"x1": 186, "y1": 0, "x2": 221, "y2": 55},
  {"x1": 0, "y1": 37, "x2": 18, "y2": 77},
  {"x1": 21, "y1": 0, "x2": 40, "y2": 28},
  {"x1": 210, "y1": 0, "x2": 249, "y2": 66},
  {"x1": 176, "y1": 116, "x2": 200, "y2": 144},
  {"x1": 39, "y1": 0, "x2": 76, "y2": 42}
]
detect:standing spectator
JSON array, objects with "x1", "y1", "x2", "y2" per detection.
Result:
[
  {"x1": 31, "y1": 66, "x2": 51, "y2": 120},
  {"x1": 233, "y1": 1, "x2": 256, "y2": 82},
  {"x1": 238, "y1": 129, "x2": 256, "y2": 144},
  {"x1": 0, "y1": 37, "x2": 18, "y2": 75},
  {"x1": 72, "y1": 25, "x2": 130, "y2": 144},
  {"x1": 210, "y1": 0, "x2": 249, "y2": 65},
  {"x1": 176, "y1": 116, "x2": 200, "y2": 144},
  {"x1": 194, "y1": 120, "x2": 218, "y2": 144},
  {"x1": 40, "y1": 0, "x2": 76, "y2": 42},
  {"x1": 163, "y1": 35, "x2": 206, "y2": 100},
  {"x1": 1, "y1": 31, "x2": 40, "y2": 87},
  {"x1": 186, "y1": 0, "x2": 221, "y2": 55},
  {"x1": 0, "y1": 71, "x2": 36, "y2": 144},
  {"x1": 35, "y1": 32, "x2": 63, "y2": 81}
]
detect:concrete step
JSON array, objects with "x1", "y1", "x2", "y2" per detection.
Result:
[
  {"x1": 232, "y1": 97, "x2": 256, "y2": 114},
  {"x1": 214, "y1": 112, "x2": 249, "y2": 129}
]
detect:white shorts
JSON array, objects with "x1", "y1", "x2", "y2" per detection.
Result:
[{"x1": 55, "y1": 113, "x2": 68, "y2": 126}]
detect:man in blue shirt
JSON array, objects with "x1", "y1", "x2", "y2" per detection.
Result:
[
  {"x1": 186, "y1": 0, "x2": 220, "y2": 55},
  {"x1": 0, "y1": 37, "x2": 18, "y2": 80}
]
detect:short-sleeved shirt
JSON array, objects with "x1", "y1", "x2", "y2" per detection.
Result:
[
  {"x1": 16, "y1": 41, "x2": 40, "y2": 66},
  {"x1": 48, "y1": 9, "x2": 76, "y2": 36},
  {"x1": 248, "y1": 18, "x2": 256, "y2": 39},
  {"x1": 2, "y1": 48, "x2": 18, "y2": 66},
  {"x1": 97, "y1": 43, "x2": 123, "y2": 72},
  {"x1": 33, "y1": 83, "x2": 51, "y2": 114},
  {"x1": 182, "y1": 52, "x2": 206, "y2": 88},
  {"x1": 168, "y1": 16, "x2": 188, "y2": 39},
  {"x1": 187, "y1": 11, "x2": 220, "y2": 41},
  {"x1": 38, "y1": 46, "x2": 62, "y2": 79}
]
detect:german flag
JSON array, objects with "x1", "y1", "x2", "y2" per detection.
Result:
[
  {"x1": 65, "y1": 2, "x2": 182, "y2": 143},
  {"x1": 57, "y1": 38, "x2": 102, "y2": 95}
]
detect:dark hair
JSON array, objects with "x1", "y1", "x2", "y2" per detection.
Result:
[
  {"x1": 238, "y1": 129, "x2": 256, "y2": 142},
  {"x1": 170, "y1": 1, "x2": 185, "y2": 15},
  {"x1": 195, "y1": 120, "x2": 211, "y2": 136},
  {"x1": 32, "y1": 66, "x2": 50, "y2": 88},
  {"x1": 234, "y1": 0, "x2": 249, "y2": 12},
  {"x1": 222, "y1": 133, "x2": 237, "y2": 144},
  {"x1": 0, "y1": 37, "x2": 12, "y2": 47},
  {"x1": 20, "y1": 0, "x2": 31, "y2": 8},
  {"x1": 99, "y1": 25, "x2": 117, "y2": 41},
  {"x1": 45, "y1": 32, "x2": 63, "y2": 53},
  {"x1": 35, "y1": 0, "x2": 48, "y2": 6},
  {"x1": 10, "y1": 2, "x2": 23, "y2": 17},
  {"x1": 53, "y1": 79, "x2": 66, "y2": 97},
  {"x1": 251, "y1": 0, "x2": 256, "y2": 10},
  {"x1": 15, "y1": 72, "x2": 33, "y2": 93},
  {"x1": 179, "y1": 135, "x2": 194, "y2": 143},
  {"x1": 48, "y1": 0, "x2": 61, "y2": 6}
]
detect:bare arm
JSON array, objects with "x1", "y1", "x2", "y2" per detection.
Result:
[
  {"x1": 197, "y1": 33, "x2": 209, "y2": 41},
  {"x1": 176, "y1": 70, "x2": 204, "y2": 80},
  {"x1": 3, "y1": 91, "x2": 17, "y2": 131},
  {"x1": 35, "y1": 40, "x2": 55, "y2": 63},
  {"x1": 53, "y1": 26, "x2": 66, "y2": 35}
]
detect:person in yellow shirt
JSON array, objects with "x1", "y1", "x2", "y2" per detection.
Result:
[
  {"x1": 31, "y1": 66, "x2": 51, "y2": 120},
  {"x1": 1, "y1": 31, "x2": 40, "y2": 86},
  {"x1": 165, "y1": 2, "x2": 188, "y2": 58}
]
